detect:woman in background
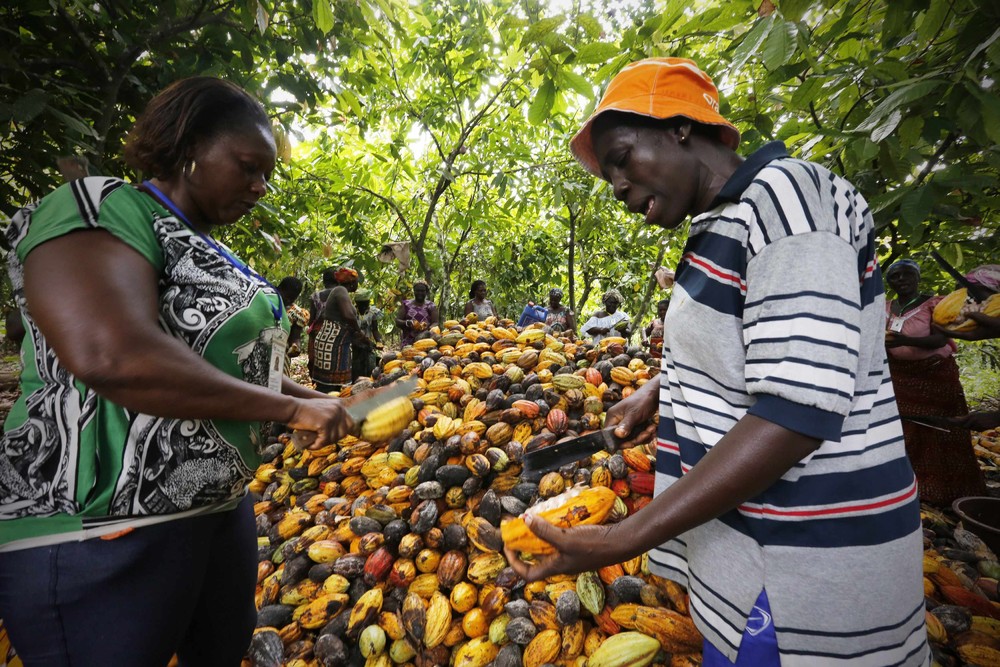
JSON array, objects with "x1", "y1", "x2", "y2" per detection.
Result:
[
  {"x1": 395, "y1": 281, "x2": 438, "y2": 346},
  {"x1": 884, "y1": 258, "x2": 985, "y2": 506},
  {"x1": 463, "y1": 280, "x2": 497, "y2": 320},
  {"x1": 308, "y1": 268, "x2": 360, "y2": 393},
  {"x1": 580, "y1": 288, "x2": 631, "y2": 345},
  {"x1": 543, "y1": 288, "x2": 575, "y2": 334}
]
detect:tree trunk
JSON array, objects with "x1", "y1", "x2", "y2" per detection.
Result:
[
  {"x1": 633, "y1": 241, "x2": 668, "y2": 334},
  {"x1": 568, "y1": 208, "x2": 576, "y2": 314}
]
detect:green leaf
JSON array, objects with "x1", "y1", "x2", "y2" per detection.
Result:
[
  {"x1": 255, "y1": 1, "x2": 269, "y2": 33},
  {"x1": 916, "y1": 0, "x2": 948, "y2": 45},
  {"x1": 854, "y1": 79, "x2": 944, "y2": 133},
  {"x1": 528, "y1": 78, "x2": 555, "y2": 125},
  {"x1": 577, "y1": 13, "x2": 602, "y2": 39},
  {"x1": 965, "y1": 25, "x2": 1000, "y2": 67},
  {"x1": 870, "y1": 108, "x2": 902, "y2": 143},
  {"x1": 522, "y1": 16, "x2": 564, "y2": 46},
  {"x1": 729, "y1": 16, "x2": 774, "y2": 73},
  {"x1": 897, "y1": 115, "x2": 924, "y2": 150},
  {"x1": 869, "y1": 187, "x2": 909, "y2": 214},
  {"x1": 313, "y1": 0, "x2": 334, "y2": 35},
  {"x1": 48, "y1": 108, "x2": 96, "y2": 137},
  {"x1": 762, "y1": 20, "x2": 797, "y2": 70},
  {"x1": 12, "y1": 89, "x2": 48, "y2": 123},
  {"x1": 779, "y1": 0, "x2": 811, "y2": 22},
  {"x1": 559, "y1": 68, "x2": 594, "y2": 99},
  {"x1": 338, "y1": 89, "x2": 363, "y2": 117},
  {"x1": 900, "y1": 186, "x2": 933, "y2": 228},
  {"x1": 790, "y1": 76, "x2": 823, "y2": 108},
  {"x1": 575, "y1": 42, "x2": 619, "y2": 65}
]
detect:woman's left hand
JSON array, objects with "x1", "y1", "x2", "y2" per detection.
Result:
[{"x1": 503, "y1": 517, "x2": 627, "y2": 583}]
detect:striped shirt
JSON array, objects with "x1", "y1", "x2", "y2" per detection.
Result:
[{"x1": 651, "y1": 143, "x2": 929, "y2": 666}]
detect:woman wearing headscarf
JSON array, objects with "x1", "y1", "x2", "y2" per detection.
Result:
[
  {"x1": 308, "y1": 267, "x2": 360, "y2": 393},
  {"x1": 502, "y1": 58, "x2": 928, "y2": 666},
  {"x1": 580, "y1": 288, "x2": 630, "y2": 344},
  {"x1": 884, "y1": 258, "x2": 986, "y2": 505},
  {"x1": 463, "y1": 279, "x2": 497, "y2": 320},
  {"x1": 395, "y1": 281, "x2": 438, "y2": 346},
  {"x1": 543, "y1": 288, "x2": 575, "y2": 334}
]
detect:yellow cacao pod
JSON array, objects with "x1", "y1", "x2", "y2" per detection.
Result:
[
  {"x1": 586, "y1": 631, "x2": 660, "y2": 667},
  {"x1": 500, "y1": 486, "x2": 618, "y2": 555}
]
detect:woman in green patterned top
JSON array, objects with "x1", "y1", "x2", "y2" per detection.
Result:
[{"x1": 0, "y1": 78, "x2": 352, "y2": 666}]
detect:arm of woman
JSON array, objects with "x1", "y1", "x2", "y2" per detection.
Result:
[
  {"x1": 428, "y1": 302, "x2": 440, "y2": 326},
  {"x1": 885, "y1": 331, "x2": 951, "y2": 348},
  {"x1": 489, "y1": 300, "x2": 498, "y2": 317},
  {"x1": 25, "y1": 230, "x2": 350, "y2": 445},
  {"x1": 288, "y1": 322, "x2": 304, "y2": 352},
  {"x1": 463, "y1": 300, "x2": 473, "y2": 316},
  {"x1": 565, "y1": 310, "x2": 576, "y2": 333},
  {"x1": 330, "y1": 288, "x2": 361, "y2": 333},
  {"x1": 282, "y1": 375, "x2": 330, "y2": 399},
  {"x1": 933, "y1": 313, "x2": 1000, "y2": 341},
  {"x1": 580, "y1": 314, "x2": 602, "y2": 336},
  {"x1": 395, "y1": 303, "x2": 409, "y2": 331},
  {"x1": 506, "y1": 414, "x2": 820, "y2": 580}
]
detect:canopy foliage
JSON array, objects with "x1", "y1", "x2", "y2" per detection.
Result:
[{"x1": 2, "y1": 0, "x2": 997, "y2": 327}]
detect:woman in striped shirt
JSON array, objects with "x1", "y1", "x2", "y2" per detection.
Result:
[{"x1": 504, "y1": 58, "x2": 928, "y2": 667}]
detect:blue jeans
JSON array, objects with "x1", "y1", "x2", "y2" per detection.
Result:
[
  {"x1": 0, "y1": 497, "x2": 256, "y2": 667},
  {"x1": 702, "y1": 589, "x2": 780, "y2": 666}
]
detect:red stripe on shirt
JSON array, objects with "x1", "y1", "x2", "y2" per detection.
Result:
[
  {"x1": 736, "y1": 480, "x2": 918, "y2": 518},
  {"x1": 683, "y1": 252, "x2": 747, "y2": 293}
]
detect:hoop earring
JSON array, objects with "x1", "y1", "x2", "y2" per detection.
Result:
[{"x1": 186, "y1": 160, "x2": 197, "y2": 176}]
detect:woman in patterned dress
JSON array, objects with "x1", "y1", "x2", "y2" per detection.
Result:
[
  {"x1": 0, "y1": 77, "x2": 351, "y2": 666},
  {"x1": 543, "y1": 288, "x2": 575, "y2": 334},
  {"x1": 308, "y1": 268, "x2": 360, "y2": 393},
  {"x1": 395, "y1": 281, "x2": 438, "y2": 346}
]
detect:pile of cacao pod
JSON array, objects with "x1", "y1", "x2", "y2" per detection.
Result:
[
  {"x1": 245, "y1": 317, "x2": 705, "y2": 667},
  {"x1": 922, "y1": 503, "x2": 1000, "y2": 666},
  {"x1": 246, "y1": 314, "x2": 1000, "y2": 667}
]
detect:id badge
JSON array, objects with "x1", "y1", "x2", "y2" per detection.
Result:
[
  {"x1": 268, "y1": 329, "x2": 289, "y2": 392},
  {"x1": 888, "y1": 317, "x2": 905, "y2": 333}
]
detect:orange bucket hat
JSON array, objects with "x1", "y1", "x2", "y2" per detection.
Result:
[{"x1": 570, "y1": 57, "x2": 740, "y2": 179}]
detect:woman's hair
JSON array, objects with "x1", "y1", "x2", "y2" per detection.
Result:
[
  {"x1": 124, "y1": 77, "x2": 270, "y2": 179},
  {"x1": 278, "y1": 276, "x2": 303, "y2": 301},
  {"x1": 657, "y1": 298, "x2": 671, "y2": 308},
  {"x1": 469, "y1": 280, "x2": 487, "y2": 299},
  {"x1": 590, "y1": 110, "x2": 718, "y2": 146}
]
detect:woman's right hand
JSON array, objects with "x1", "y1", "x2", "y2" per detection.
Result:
[
  {"x1": 604, "y1": 376, "x2": 659, "y2": 440},
  {"x1": 286, "y1": 397, "x2": 354, "y2": 449}
]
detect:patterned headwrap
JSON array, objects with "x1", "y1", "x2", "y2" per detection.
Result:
[
  {"x1": 334, "y1": 267, "x2": 359, "y2": 284},
  {"x1": 549, "y1": 288, "x2": 564, "y2": 298},
  {"x1": 965, "y1": 265, "x2": 1000, "y2": 292},
  {"x1": 354, "y1": 289, "x2": 372, "y2": 302},
  {"x1": 885, "y1": 259, "x2": 920, "y2": 277},
  {"x1": 603, "y1": 288, "x2": 624, "y2": 305},
  {"x1": 413, "y1": 280, "x2": 430, "y2": 290}
]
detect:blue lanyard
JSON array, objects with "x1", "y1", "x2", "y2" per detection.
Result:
[{"x1": 141, "y1": 181, "x2": 283, "y2": 323}]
